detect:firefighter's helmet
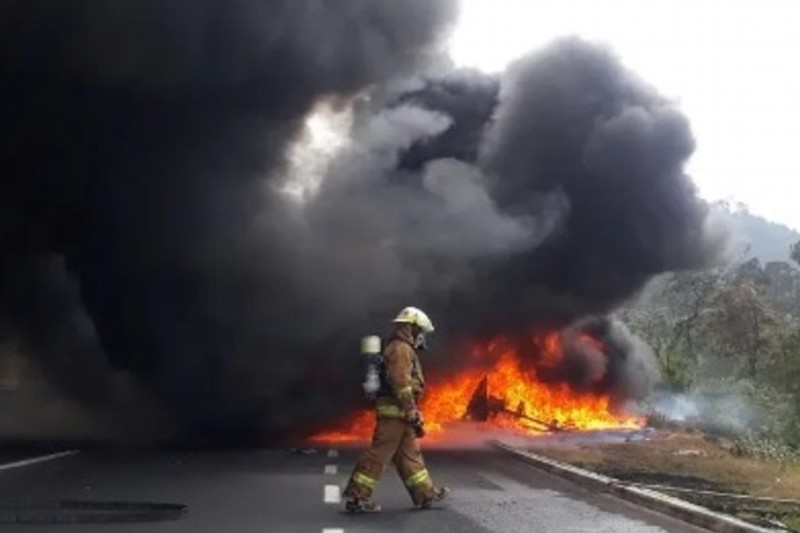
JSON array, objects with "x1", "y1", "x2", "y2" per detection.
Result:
[{"x1": 392, "y1": 307, "x2": 434, "y2": 333}]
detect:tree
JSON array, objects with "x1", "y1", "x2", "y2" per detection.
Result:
[
  {"x1": 706, "y1": 278, "x2": 779, "y2": 380},
  {"x1": 772, "y1": 326, "x2": 800, "y2": 395},
  {"x1": 624, "y1": 305, "x2": 691, "y2": 387},
  {"x1": 762, "y1": 261, "x2": 800, "y2": 316},
  {"x1": 767, "y1": 325, "x2": 800, "y2": 447},
  {"x1": 665, "y1": 270, "x2": 722, "y2": 362},
  {"x1": 792, "y1": 240, "x2": 800, "y2": 267},
  {"x1": 621, "y1": 270, "x2": 723, "y2": 387}
]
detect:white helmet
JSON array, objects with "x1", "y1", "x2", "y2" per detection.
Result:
[{"x1": 392, "y1": 306, "x2": 435, "y2": 334}]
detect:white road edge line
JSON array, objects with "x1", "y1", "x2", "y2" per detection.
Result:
[
  {"x1": 327, "y1": 449, "x2": 339, "y2": 458},
  {"x1": 322, "y1": 529, "x2": 344, "y2": 533},
  {"x1": 324, "y1": 485, "x2": 341, "y2": 504},
  {"x1": 0, "y1": 450, "x2": 79, "y2": 472},
  {"x1": 324, "y1": 464, "x2": 338, "y2": 475}
]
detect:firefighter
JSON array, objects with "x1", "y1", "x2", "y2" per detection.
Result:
[{"x1": 343, "y1": 306, "x2": 450, "y2": 513}]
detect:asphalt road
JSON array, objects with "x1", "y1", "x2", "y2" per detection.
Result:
[{"x1": 0, "y1": 446, "x2": 712, "y2": 533}]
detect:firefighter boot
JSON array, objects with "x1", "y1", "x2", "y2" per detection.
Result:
[
  {"x1": 345, "y1": 498, "x2": 382, "y2": 514},
  {"x1": 418, "y1": 486, "x2": 450, "y2": 509}
]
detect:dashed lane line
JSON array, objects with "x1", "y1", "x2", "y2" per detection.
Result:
[
  {"x1": 324, "y1": 485, "x2": 342, "y2": 504},
  {"x1": 323, "y1": 450, "x2": 343, "y2": 532},
  {"x1": 0, "y1": 450, "x2": 79, "y2": 472}
]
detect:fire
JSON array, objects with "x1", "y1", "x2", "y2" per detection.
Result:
[{"x1": 311, "y1": 333, "x2": 644, "y2": 444}]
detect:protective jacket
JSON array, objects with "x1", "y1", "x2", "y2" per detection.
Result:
[{"x1": 376, "y1": 325, "x2": 425, "y2": 419}]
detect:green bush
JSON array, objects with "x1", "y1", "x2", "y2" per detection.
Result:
[{"x1": 733, "y1": 433, "x2": 800, "y2": 464}]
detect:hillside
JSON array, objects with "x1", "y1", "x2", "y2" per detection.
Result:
[{"x1": 714, "y1": 202, "x2": 800, "y2": 263}]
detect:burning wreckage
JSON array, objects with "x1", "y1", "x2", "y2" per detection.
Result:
[{"x1": 312, "y1": 324, "x2": 650, "y2": 444}]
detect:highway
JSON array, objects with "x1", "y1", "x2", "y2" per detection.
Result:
[{"x1": 0, "y1": 446, "x2": 711, "y2": 532}]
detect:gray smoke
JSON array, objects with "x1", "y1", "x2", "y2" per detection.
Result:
[{"x1": 1, "y1": 1, "x2": 723, "y2": 444}]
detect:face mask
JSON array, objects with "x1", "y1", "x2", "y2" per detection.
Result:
[{"x1": 414, "y1": 333, "x2": 427, "y2": 351}]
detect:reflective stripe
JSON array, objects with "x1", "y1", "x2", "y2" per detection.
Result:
[
  {"x1": 352, "y1": 471, "x2": 377, "y2": 489},
  {"x1": 376, "y1": 404, "x2": 404, "y2": 418},
  {"x1": 404, "y1": 469, "x2": 431, "y2": 488},
  {"x1": 397, "y1": 386, "x2": 414, "y2": 399}
]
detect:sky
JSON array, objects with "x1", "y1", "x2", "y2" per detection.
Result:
[{"x1": 449, "y1": 0, "x2": 800, "y2": 231}]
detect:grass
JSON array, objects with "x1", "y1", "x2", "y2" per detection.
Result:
[{"x1": 530, "y1": 429, "x2": 800, "y2": 530}]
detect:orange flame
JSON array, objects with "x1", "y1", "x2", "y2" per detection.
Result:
[{"x1": 311, "y1": 333, "x2": 644, "y2": 444}]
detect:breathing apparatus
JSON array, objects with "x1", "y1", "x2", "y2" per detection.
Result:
[{"x1": 360, "y1": 335, "x2": 382, "y2": 399}]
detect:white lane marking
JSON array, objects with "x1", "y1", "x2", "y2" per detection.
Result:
[
  {"x1": 324, "y1": 464, "x2": 338, "y2": 475},
  {"x1": 0, "y1": 450, "x2": 79, "y2": 472},
  {"x1": 327, "y1": 449, "x2": 339, "y2": 458},
  {"x1": 324, "y1": 484, "x2": 342, "y2": 504},
  {"x1": 322, "y1": 529, "x2": 344, "y2": 533}
]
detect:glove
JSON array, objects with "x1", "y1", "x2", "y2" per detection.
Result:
[
  {"x1": 412, "y1": 381, "x2": 424, "y2": 401},
  {"x1": 406, "y1": 408, "x2": 426, "y2": 438},
  {"x1": 406, "y1": 408, "x2": 422, "y2": 424}
]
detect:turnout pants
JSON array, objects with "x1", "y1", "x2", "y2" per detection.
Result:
[{"x1": 344, "y1": 416, "x2": 436, "y2": 505}]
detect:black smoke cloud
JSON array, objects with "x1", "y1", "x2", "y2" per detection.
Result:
[
  {"x1": 1, "y1": 0, "x2": 722, "y2": 443},
  {"x1": 388, "y1": 42, "x2": 724, "y2": 334},
  {"x1": 0, "y1": 0, "x2": 457, "y2": 441}
]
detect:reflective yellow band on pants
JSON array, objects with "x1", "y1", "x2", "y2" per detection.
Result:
[
  {"x1": 397, "y1": 386, "x2": 414, "y2": 399},
  {"x1": 352, "y1": 471, "x2": 377, "y2": 489},
  {"x1": 404, "y1": 469, "x2": 431, "y2": 488},
  {"x1": 376, "y1": 404, "x2": 404, "y2": 418}
]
